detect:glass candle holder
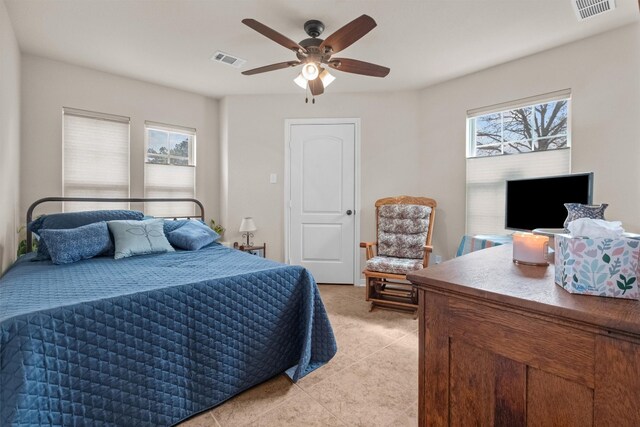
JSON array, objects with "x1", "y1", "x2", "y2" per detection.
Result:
[{"x1": 512, "y1": 232, "x2": 550, "y2": 266}]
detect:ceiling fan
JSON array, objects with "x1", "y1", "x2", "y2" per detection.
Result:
[{"x1": 241, "y1": 15, "x2": 390, "y2": 101}]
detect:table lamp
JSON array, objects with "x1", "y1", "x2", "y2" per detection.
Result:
[{"x1": 239, "y1": 217, "x2": 257, "y2": 246}]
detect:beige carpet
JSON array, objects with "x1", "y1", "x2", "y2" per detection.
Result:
[{"x1": 180, "y1": 284, "x2": 418, "y2": 427}]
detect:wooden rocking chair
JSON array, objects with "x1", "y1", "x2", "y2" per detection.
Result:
[{"x1": 360, "y1": 196, "x2": 436, "y2": 315}]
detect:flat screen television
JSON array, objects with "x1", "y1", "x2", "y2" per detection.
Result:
[{"x1": 505, "y1": 172, "x2": 593, "y2": 231}]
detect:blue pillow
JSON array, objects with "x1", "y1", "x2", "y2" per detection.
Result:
[
  {"x1": 39, "y1": 222, "x2": 112, "y2": 265},
  {"x1": 163, "y1": 219, "x2": 206, "y2": 235},
  {"x1": 167, "y1": 220, "x2": 220, "y2": 251},
  {"x1": 108, "y1": 218, "x2": 175, "y2": 259},
  {"x1": 29, "y1": 209, "x2": 144, "y2": 260}
]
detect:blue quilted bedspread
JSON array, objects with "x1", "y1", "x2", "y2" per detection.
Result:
[{"x1": 0, "y1": 244, "x2": 337, "y2": 426}]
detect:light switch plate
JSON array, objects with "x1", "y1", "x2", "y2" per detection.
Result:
[{"x1": 270, "y1": 173, "x2": 277, "y2": 184}]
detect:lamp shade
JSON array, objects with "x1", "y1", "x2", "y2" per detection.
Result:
[
  {"x1": 239, "y1": 217, "x2": 257, "y2": 233},
  {"x1": 301, "y1": 62, "x2": 319, "y2": 80},
  {"x1": 294, "y1": 68, "x2": 335, "y2": 90},
  {"x1": 319, "y1": 68, "x2": 335, "y2": 87},
  {"x1": 294, "y1": 73, "x2": 307, "y2": 89}
]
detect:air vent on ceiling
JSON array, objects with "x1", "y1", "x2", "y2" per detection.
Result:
[
  {"x1": 572, "y1": 0, "x2": 615, "y2": 21},
  {"x1": 211, "y1": 51, "x2": 246, "y2": 68}
]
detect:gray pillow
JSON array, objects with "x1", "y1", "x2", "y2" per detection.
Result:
[
  {"x1": 107, "y1": 218, "x2": 175, "y2": 259},
  {"x1": 563, "y1": 203, "x2": 608, "y2": 228}
]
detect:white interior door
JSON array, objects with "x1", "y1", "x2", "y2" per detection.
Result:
[{"x1": 288, "y1": 123, "x2": 356, "y2": 284}]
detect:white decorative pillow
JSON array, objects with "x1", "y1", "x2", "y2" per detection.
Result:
[{"x1": 107, "y1": 219, "x2": 175, "y2": 259}]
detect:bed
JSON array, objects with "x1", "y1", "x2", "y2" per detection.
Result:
[{"x1": 0, "y1": 197, "x2": 337, "y2": 426}]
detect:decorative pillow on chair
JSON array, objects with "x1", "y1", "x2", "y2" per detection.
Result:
[
  {"x1": 563, "y1": 203, "x2": 608, "y2": 228},
  {"x1": 107, "y1": 218, "x2": 175, "y2": 259},
  {"x1": 28, "y1": 209, "x2": 144, "y2": 260},
  {"x1": 39, "y1": 222, "x2": 112, "y2": 265},
  {"x1": 167, "y1": 220, "x2": 220, "y2": 251}
]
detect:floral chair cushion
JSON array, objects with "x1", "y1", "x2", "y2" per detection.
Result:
[
  {"x1": 379, "y1": 218, "x2": 428, "y2": 234},
  {"x1": 377, "y1": 204, "x2": 431, "y2": 260},
  {"x1": 378, "y1": 232, "x2": 427, "y2": 259},
  {"x1": 366, "y1": 256, "x2": 424, "y2": 275},
  {"x1": 379, "y1": 204, "x2": 430, "y2": 220}
]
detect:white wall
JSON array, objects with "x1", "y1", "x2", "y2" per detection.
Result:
[
  {"x1": 0, "y1": 1, "x2": 21, "y2": 273},
  {"x1": 221, "y1": 92, "x2": 424, "y2": 268},
  {"x1": 221, "y1": 23, "x2": 640, "y2": 272},
  {"x1": 418, "y1": 23, "x2": 640, "y2": 258},
  {"x1": 20, "y1": 55, "x2": 220, "y2": 225},
  {"x1": 14, "y1": 22, "x2": 640, "y2": 278}
]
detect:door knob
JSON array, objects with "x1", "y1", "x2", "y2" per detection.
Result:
[{"x1": 346, "y1": 210, "x2": 353, "y2": 215}]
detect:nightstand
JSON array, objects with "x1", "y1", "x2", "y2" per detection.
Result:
[{"x1": 234, "y1": 242, "x2": 266, "y2": 258}]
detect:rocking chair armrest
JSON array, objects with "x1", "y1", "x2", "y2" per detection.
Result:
[
  {"x1": 360, "y1": 241, "x2": 377, "y2": 261},
  {"x1": 422, "y1": 245, "x2": 435, "y2": 268}
]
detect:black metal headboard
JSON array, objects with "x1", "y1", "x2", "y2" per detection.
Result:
[{"x1": 26, "y1": 197, "x2": 205, "y2": 252}]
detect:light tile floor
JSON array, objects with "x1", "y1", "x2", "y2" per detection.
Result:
[{"x1": 179, "y1": 284, "x2": 418, "y2": 427}]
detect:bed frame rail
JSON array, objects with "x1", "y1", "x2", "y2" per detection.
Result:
[{"x1": 26, "y1": 197, "x2": 205, "y2": 253}]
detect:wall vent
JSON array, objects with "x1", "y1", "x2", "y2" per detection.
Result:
[
  {"x1": 211, "y1": 51, "x2": 246, "y2": 68},
  {"x1": 572, "y1": 0, "x2": 615, "y2": 21}
]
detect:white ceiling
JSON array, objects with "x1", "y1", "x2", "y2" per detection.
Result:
[{"x1": 5, "y1": 0, "x2": 639, "y2": 98}]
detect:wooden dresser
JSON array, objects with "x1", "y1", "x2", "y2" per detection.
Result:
[{"x1": 407, "y1": 245, "x2": 640, "y2": 426}]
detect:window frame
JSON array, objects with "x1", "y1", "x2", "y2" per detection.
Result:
[
  {"x1": 464, "y1": 90, "x2": 573, "y2": 235},
  {"x1": 466, "y1": 90, "x2": 572, "y2": 159},
  {"x1": 144, "y1": 121, "x2": 196, "y2": 167}
]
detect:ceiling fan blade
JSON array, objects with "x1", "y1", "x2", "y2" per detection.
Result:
[
  {"x1": 242, "y1": 61, "x2": 301, "y2": 75},
  {"x1": 309, "y1": 77, "x2": 324, "y2": 96},
  {"x1": 319, "y1": 15, "x2": 377, "y2": 54},
  {"x1": 328, "y1": 58, "x2": 390, "y2": 77},
  {"x1": 242, "y1": 19, "x2": 306, "y2": 53}
]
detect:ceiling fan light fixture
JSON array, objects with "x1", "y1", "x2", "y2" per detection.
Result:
[
  {"x1": 294, "y1": 73, "x2": 307, "y2": 89},
  {"x1": 241, "y1": 15, "x2": 389, "y2": 101},
  {"x1": 301, "y1": 62, "x2": 320, "y2": 80},
  {"x1": 319, "y1": 68, "x2": 335, "y2": 87}
]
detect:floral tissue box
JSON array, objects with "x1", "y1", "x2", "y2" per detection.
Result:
[{"x1": 554, "y1": 234, "x2": 640, "y2": 300}]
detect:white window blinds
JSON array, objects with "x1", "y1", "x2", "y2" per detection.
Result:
[
  {"x1": 144, "y1": 122, "x2": 196, "y2": 218},
  {"x1": 63, "y1": 108, "x2": 130, "y2": 211},
  {"x1": 465, "y1": 149, "x2": 570, "y2": 235}
]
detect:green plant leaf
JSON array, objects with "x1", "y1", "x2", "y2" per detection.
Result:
[
  {"x1": 602, "y1": 254, "x2": 611, "y2": 263},
  {"x1": 617, "y1": 280, "x2": 626, "y2": 291}
]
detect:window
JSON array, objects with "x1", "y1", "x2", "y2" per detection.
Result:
[
  {"x1": 468, "y1": 99, "x2": 569, "y2": 158},
  {"x1": 63, "y1": 108, "x2": 130, "y2": 211},
  {"x1": 465, "y1": 91, "x2": 571, "y2": 235},
  {"x1": 144, "y1": 122, "x2": 196, "y2": 217}
]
